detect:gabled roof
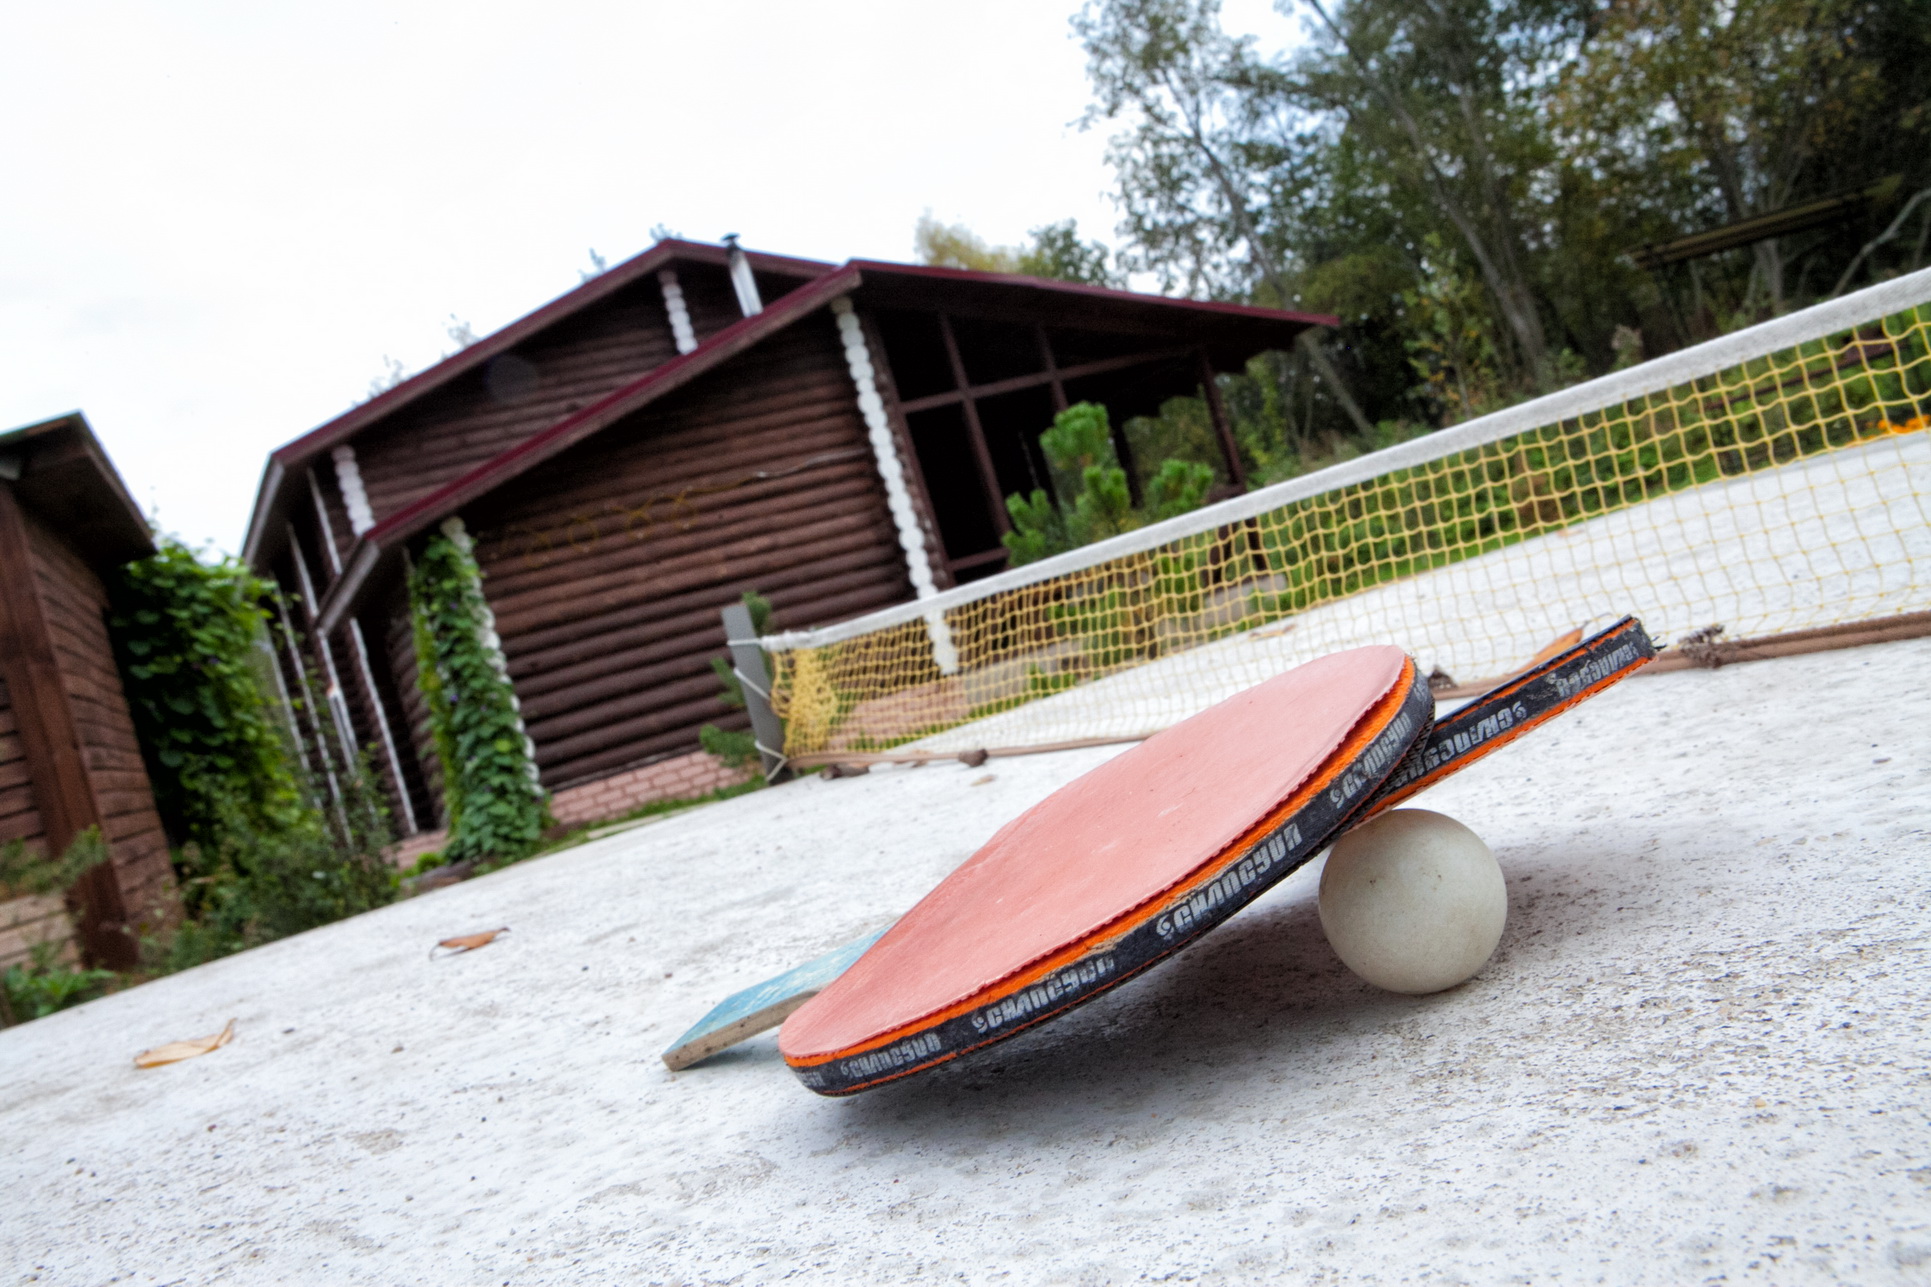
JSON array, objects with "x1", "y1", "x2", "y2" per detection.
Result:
[
  {"x1": 844, "y1": 260, "x2": 1332, "y2": 344},
  {"x1": 241, "y1": 238, "x2": 834, "y2": 566},
  {"x1": 0, "y1": 412, "x2": 154, "y2": 570},
  {"x1": 306, "y1": 259, "x2": 1333, "y2": 634}
]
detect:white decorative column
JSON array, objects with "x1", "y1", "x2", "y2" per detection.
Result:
[
  {"x1": 658, "y1": 269, "x2": 698, "y2": 355},
  {"x1": 286, "y1": 527, "x2": 361, "y2": 770},
  {"x1": 331, "y1": 444, "x2": 376, "y2": 535},
  {"x1": 308, "y1": 447, "x2": 416, "y2": 832},
  {"x1": 829, "y1": 297, "x2": 959, "y2": 674}
]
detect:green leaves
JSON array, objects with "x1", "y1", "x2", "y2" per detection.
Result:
[
  {"x1": 916, "y1": 215, "x2": 1122, "y2": 286},
  {"x1": 109, "y1": 538, "x2": 306, "y2": 848},
  {"x1": 0, "y1": 827, "x2": 106, "y2": 899},
  {"x1": 1002, "y1": 402, "x2": 1213, "y2": 565},
  {"x1": 1004, "y1": 488, "x2": 1070, "y2": 566},
  {"x1": 1077, "y1": 0, "x2": 1929, "y2": 444},
  {"x1": 3, "y1": 944, "x2": 116, "y2": 1024},
  {"x1": 104, "y1": 537, "x2": 401, "y2": 977},
  {"x1": 158, "y1": 792, "x2": 397, "y2": 971},
  {"x1": 1143, "y1": 457, "x2": 1217, "y2": 521},
  {"x1": 408, "y1": 527, "x2": 550, "y2": 868},
  {"x1": 699, "y1": 723, "x2": 759, "y2": 769}
]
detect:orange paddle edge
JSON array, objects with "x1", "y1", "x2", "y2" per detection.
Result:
[{"x1": 782, "y1": 647, "x2": 1434, "y2": 1095}]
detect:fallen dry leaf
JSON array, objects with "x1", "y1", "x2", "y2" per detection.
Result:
[
  {"x1": 432, "y1": 927, "x2": 509, "y2": 958},
  {"x1": 135, "y1": 1018, "x2": 236, "y2": 1069}
]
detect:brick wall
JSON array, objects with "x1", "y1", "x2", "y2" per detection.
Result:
[
  {"x1": 388, "y1": 830, "x2": 449, "y2": 871},
  {"x1": 549, "y1": 750, "x2": 754, "y2": 830},
  {"x1": 386, "y1": 750, "x2": 753, "y2": 868}
]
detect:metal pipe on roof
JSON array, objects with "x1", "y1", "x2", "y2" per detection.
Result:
[{"x1": 723, "y1": 234, "x2": 763, "y2": 316}]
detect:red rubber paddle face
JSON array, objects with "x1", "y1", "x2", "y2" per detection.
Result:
[{"x1": 780, "y1": 645, "x2": 1433, "y2": 1095}]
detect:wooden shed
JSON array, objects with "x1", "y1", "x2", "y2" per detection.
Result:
[
  {"x1": 242, "y1": 239, "x2": 1331, "y2": 838},
  {"x1": 0, "y1": 414, "x2": 174, "y2": 970}
]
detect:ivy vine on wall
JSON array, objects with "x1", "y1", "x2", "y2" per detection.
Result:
[
  {"x1": 109, "y1": 537, "x2": 309, "y2": 846},
  {"x1": 110, "y1": 535, "x2": 399, "y2": 974},
  {"x1": 408, "y1": 519, "x2": 550, "y2": 865}
]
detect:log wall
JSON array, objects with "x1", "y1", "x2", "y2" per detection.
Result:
[
  {"x1": 346, "y1": 265, "x2": 761, "y2": 529},
  {"x1": 0, "y1": 678, "x2": 45, "y2": 853},
  {"x1": 461, "y1": 311, "x2": 914, "y2": 788},
  {"x1": 0, "y1": 672, "x2": 70, "y2": 975},
  {"x1": 21, "y1": 511, "x2": 175, "y2": 942}
]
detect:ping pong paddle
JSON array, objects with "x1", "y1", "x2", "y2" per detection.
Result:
[
  {"x1": 1368, "y1": 615, "x2": 1654, "y2": 813},
  {"x1": 661, "y1": 928, "x2": 890, "y2": 1072},
  {"x1": 777, "y1": 619, "x2": 1654, "y2": 1095},
  {"x1": 659, "y1": 619, "x2": 1653, "y2": 1079}
]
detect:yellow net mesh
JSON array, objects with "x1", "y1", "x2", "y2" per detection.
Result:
[{"x1": 769, "y1": 296, "x2": 1931, "y2": 764}]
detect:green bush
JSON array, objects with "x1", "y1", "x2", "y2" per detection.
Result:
[
  {"x1": 1142, "y1": 457, "x2": 1218, "y2": 523},
  {"x1": 3, "y1": 944, "x2": 116, "y2": 1024},
  {"x1": 700, "y1": 723, "x2": 759, "y2": 770},
  {"x1": 0, "y1": 826, "x2": 107, "y2": 897},
  {"x1": 0, "y1": 829, "x2": 113, "y2": 1026},
  {"x1": 111, "y1": 534, "x2": 404, "y2": 975},
  {"x1": 1004, "y1": 402, "x2": 1215, "y2": 565},
  {"x1": 158, "y1": 786, "x2": 396, "y2": 971},
  {"x1": 109, "y1": 538, "x2": 308, "y2": 847}
]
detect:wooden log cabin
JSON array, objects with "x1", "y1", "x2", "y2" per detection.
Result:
[
  {"x1": 242, "y1": 238, "x2": 1332, "y2": 839},
  {"x1": 0, "y1": 414, "x2": 175, "y2": 969}
]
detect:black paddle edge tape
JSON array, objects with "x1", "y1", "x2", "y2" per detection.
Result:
[
  {"x1": 1369, "y1": 617, "x2": 1656, "y2": 809},
  {"x1": 789, "y1": 663, "x2": 1437, "y2": 1097}
]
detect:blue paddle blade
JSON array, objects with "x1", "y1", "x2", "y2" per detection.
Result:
[{"x1": 661, "y1": 927, "x2": 891, "y2": 1071}]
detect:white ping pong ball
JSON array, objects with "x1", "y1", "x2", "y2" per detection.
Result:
[{"x1": 1318, "y1": 809, "x2": 1508, "y2": 995}]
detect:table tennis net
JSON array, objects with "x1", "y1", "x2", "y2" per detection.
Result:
[{"x1": 762, "y1": 270, "x2": 1931, "y2": 765}]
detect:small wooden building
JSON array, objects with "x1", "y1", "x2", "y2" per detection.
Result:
[
  {"x1": 242, "y1": 239, "x2": 1331, "y2": 835},
  {"x1": 0, "y1": 414, "x2": 174, "y2": 970}
]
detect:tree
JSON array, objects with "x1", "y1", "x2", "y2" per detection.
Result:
[
  {"x1": 916, "y1": 213, "x2": 1021, "y2": 272},
  {"x1": 1291, "y1": 0, "x2": 1578, "y2": 384},
  {"x1": 1555, "y1": 0, "x2": 1927, "y2": 314},
  {"x1": 1074, "y1": 0, "x2": 1392, "y2": 430},
  {"x1": 915, "y1": 214, "x2": 1122, "y2": 286},
  {"x1": 1018, "y1": 220, "x2": 1123, "y2": 286},
  {"x1": 1004, "y1": 403, "x2": 1215, "y2": 563},
  {"x1": 1075, "y1": 0, "x2": 1271, "y2": 301},
  {"x1": 1074, "y1": 0, "x2": 1927, "y2": 434}
]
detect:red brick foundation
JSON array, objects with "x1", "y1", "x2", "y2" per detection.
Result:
[
  {"x1": 548, "y1": 750, "x2": 755, "y2": 830},
  {"x1": 387, "y1": 750, "x2": 755, "y2": 868},
  {"x1": 388, "y1": 830, "x2": 449, "y2": 871}
]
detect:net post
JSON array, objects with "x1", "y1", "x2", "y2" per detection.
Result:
[{"x1": 721, "y1": 601, "x2": 792, "y2": 784}]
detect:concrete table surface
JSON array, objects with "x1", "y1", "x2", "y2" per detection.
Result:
[{"x1": 4, "y1": 639, "x2": 1928, "y2": 1284}]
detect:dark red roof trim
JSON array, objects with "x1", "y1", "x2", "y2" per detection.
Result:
[
  {"x1": 311, "y1": 265, "x2": 862, "y2": 632},
  {"x1": 845, "y1": 260, "x2": 1336, "y2": 327},
  {"x1": 241, "y1": 239, "x2": 832, "y2": 564}
]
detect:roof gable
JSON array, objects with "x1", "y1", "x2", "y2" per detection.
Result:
[
  {"x1": 242, "y1": 239, "x2": 833, "y2": 565},
  {"x1": 305, "y1": 262, "x2": 1332, "y2": 633},
  {"x1": 0, "y1": 413, "x2": 154, "y2": 571}
]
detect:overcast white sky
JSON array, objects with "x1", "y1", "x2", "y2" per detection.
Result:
[{"x1": 1, "y1": 1, "x2": 1297, "y2": 555}]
